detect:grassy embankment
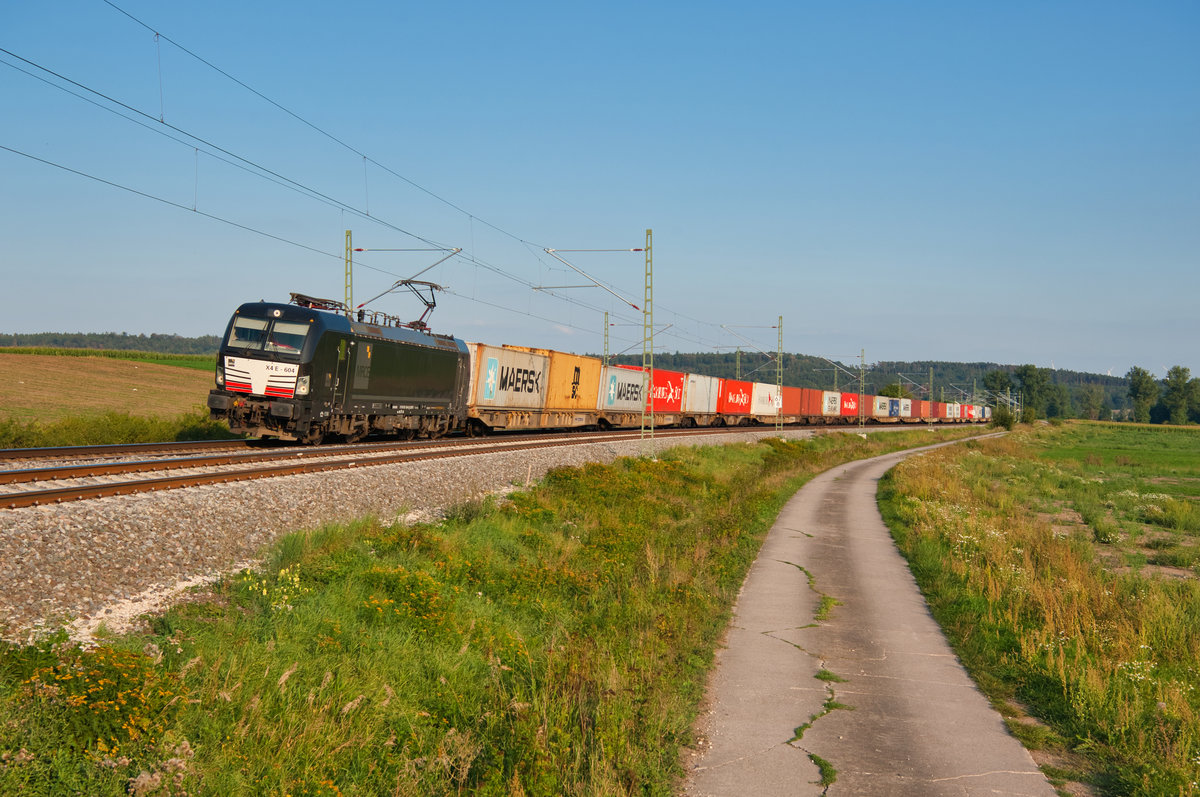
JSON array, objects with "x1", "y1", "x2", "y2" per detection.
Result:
[
  {"x1": 879, "y1": 422, "x2": 1200, "y2": 796},
  {"x1": 0, "y1": 427, "x2": 982, "y2": 796},
  {"x1": 0, "y1": 350, "x2": 233, "y2": 446}
]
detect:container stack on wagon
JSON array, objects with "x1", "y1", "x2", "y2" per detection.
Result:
[{"x1": 207, "y1": 295, "x2": 991, "y2": 443}]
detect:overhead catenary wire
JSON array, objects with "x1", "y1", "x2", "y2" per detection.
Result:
[
  {"x1": 13, "y1": 7, "x2": 778, "y2": 355},
  {"x1": 0, "y1": 46, "x2": 445, "y2": 253},
  {"x1": 0, "y1": 131, "x2": 731, "y2": 351},
  {"x1": 98, "y1": 0, "x2": 549, "y2": 253},
  {"x1": 92, "y1": 1, "x2": 761, "y2": 350}
]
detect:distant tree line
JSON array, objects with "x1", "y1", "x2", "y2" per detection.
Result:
[
  {"x1": 0, "y1": 332, "x2": 221, "y2": 355},
  {"x1": 979, "y1": 363, "x2": 1199, "y2": 425}
]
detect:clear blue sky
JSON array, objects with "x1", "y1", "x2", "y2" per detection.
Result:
[{"x1": 3, "y1": 1, "x2": 1197, "y2": 378}]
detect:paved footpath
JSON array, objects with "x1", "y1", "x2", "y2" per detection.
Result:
[{"x1": 682, "y1": 443, "x2": 1057, "y2": 796}]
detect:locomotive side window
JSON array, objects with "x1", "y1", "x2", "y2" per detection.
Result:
[
  {"x1": 228, "y1": 317, "x2": 269, "y2": 350},
  {"x1": 264, "y1": 321, "x2": 309, "y2": 354}
]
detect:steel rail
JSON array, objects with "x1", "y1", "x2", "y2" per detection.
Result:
[
  {"x1": 0, "y1": 439, "x2": 254, "y2": 462},
  {"x1": 0, "y1": 426, "x2": 754, "y2": 486},
  {"x1": 0, "y1": 437, "x2": 484, "y2": 485},
  {"x1": 0, "y1": 427, "x2": 748, "y2": 510},
  {"x1": 0, "y1": 425, "x2": 694, "y2": 465}
]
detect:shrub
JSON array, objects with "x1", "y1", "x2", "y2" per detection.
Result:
[{"x1": 991, "y1": 406, "x2": 1016, "y2": 431}]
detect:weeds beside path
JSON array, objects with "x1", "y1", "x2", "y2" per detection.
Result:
[{"x1": 880, "y1": 423, "x2": 1200, "y2": 796}]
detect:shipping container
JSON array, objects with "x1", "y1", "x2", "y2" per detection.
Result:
[
  {"x1": 801, "y1": 388, "x2": 825, "y2": 418},
  {"x1": 751, "y1": 382, "x2": 780, "y2": 417},
  {"x1": 900, "y1": 398, "x2": 912, "y2": 418},
  {"x1": 600, "y1": 365, "x2": 645, "y2": 414},
  {"x1": 840, "y1": 392, "x2": 861, "y2": 417},
  {"x1": 684, "y1": 373, "x2": 720, "y2": 414},
  {"x1": 873, "y1": 396, "x2": 890, "y2": 417},
  {"x1": 888, "y1": 398, "x2": 901, "y2": 417},
  {"x1": 781, "y1": 385, "x2": 804, "y2": 416},
  {"x1": 649, "y1": 368, "x2": 686, "y2": 413},
  {"x1": 467, "y1": 343, "x2": 548, "y2": 410},
  {"x1": 719, "y1": 379, "x2": 755, "y2": 415},
  {"x1": 822, "y1": 391, "x2": 841, "y2": 417}
]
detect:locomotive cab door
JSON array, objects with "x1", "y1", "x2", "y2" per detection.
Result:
[{"x1": 333, "y1": 338, "x2": 354, "y2": 411}]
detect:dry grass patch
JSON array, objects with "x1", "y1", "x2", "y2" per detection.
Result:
[{"x1": 0, "y1": 353, "x2": 213, "y2": 422}]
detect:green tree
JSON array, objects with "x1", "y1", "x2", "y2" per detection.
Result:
[
  {"x1": 1077, "y1": 384, "x2": 1104, "y2": 421},
  {"x1": 983, "y1": 370, "x2": 1014, "y2": 395},
  {"x1": 1125, "y1": 366, "x2": 1159, "y2": 423},
  {"x1": 1013, "y1": 364, "x2": 1050, "y2": 418},
  {"x1": 878, "y1": 383, "x2": 913, "y2": 399},
  {"x1": 1044, "y1": 383, "x2": 1072, "y2": 419},
  {"x1": 1163, "y1": 366, "x2": 1193, "y2": 425}
]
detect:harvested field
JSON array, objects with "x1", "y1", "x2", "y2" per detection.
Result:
[{"x1": 0, "y1": 353, "x2": 213, "y2": 422}]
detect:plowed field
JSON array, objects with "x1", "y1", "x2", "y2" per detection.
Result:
[{"x1": 0, "y1": 353, "x2": 213, "y2": 422}]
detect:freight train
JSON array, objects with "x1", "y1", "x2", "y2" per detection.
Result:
[{"x1": 206, "y1": 293, "x2": 990, "y2": 444}]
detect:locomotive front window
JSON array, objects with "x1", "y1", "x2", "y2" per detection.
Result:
[
  {"x1": 264, "y1": 321, "x2": 310, "y2": 355},
  {"x1": 227, "y1": 317, "x2": 269, "y2": 350}
]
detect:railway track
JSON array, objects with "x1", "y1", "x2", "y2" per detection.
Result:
[{"x1": 0, "y1": 426, "x2": 750, "y2": 509}]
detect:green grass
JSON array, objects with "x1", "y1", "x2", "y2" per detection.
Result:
[
  {"x1": 0, "y1": 428, "x2": 981, "y2": 795},
  {"x1": 0, "y1": 410, "x2": 238, "y2": 448},
  {"x1": 879, "y1": 422, "x2": 1200, "y2": 796},
  {"x1": 808, "y1": 753, "x2": 837, "y2": 787},
  {"x1": 0, "y1": 347, "x2": 214, "y2": 371}
]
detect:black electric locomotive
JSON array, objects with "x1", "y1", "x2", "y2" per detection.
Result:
[{"x1": 207, "y1": 293, "x2": 470, "y2": 444}]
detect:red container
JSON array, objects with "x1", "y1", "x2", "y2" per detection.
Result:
[
  {"x1": 915, "y1": 400, "x2": 931, "y2": 419},
  {"x1": 718, "y1": 379, "x2": 754, "y2": 415},
  {"x1": 649, "y1": 368, "x2": 685, "y2": 413},
  {"x1": 800, "y1": 388, "x2": 824, "y2": 417},
  {"x1": 781, "y1": 385, "x2": 803, "y2": 415},
  {"x1": 840, "y1": 392, "x2": 861, "y2": 416}
]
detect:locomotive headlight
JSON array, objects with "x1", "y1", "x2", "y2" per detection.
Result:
[
  {"x1": 295, "y1": 375, "x2": 311, "y2": 396},
  {"x1": 215, "y1": 363, "x2": 225, "y2": 387}
]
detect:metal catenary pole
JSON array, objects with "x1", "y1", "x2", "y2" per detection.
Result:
[
  {"x1": 776, "y1": 316, "x2": 783, "y2": 432},
  {"x1": 603, "y1": 311, "x2": 609, "y2": 368},
  {"x1": 344, "y1": 230, "x2": 353, "y2": 312},
  {"x1": 859, "y1": 349, "x2": 866, "y2": 428},
  {"x1": 641, "y1": 229, "x2": 654, "y2": 455}
]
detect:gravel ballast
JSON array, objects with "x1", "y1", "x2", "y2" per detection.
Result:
[{"x1": 0, "y1": 429, "x2": 812, "y2": 645}]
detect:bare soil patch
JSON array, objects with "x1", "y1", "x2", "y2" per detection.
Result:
[{"x1": 0, "y1": 353, "x2": 213, "y2": 422}]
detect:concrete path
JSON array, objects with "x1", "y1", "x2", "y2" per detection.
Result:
[{"x1": 682, "y1": 444, "x2": 1056, "y2": 796}]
